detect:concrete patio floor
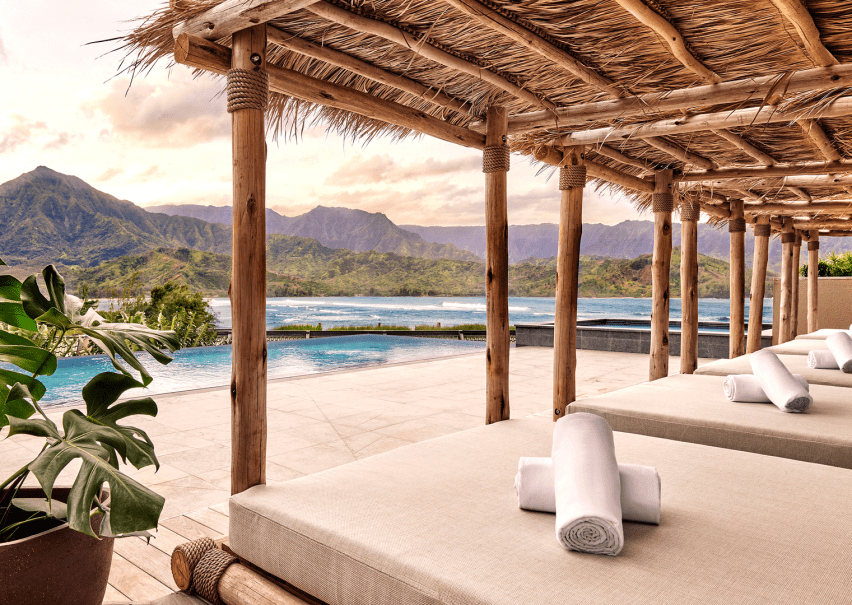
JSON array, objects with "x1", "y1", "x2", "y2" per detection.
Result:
[{"x1": 1, "y1": 346, "x2": 711, "y2": 602}]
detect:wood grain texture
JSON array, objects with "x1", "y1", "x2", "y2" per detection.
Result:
[
  {"x1": 780, "y1": 220, "x2": 795, "y2": 343},
  {"x1": 230, "y1": 25, "x2": 269, "y2": 496},
  {"x1": 808, "y1": 232, "x2": 820, "y2": 332},
  {"x1": 729, "y1": 200, "x2": 746, "y2": 358},
  {"x1": 747, "y1": 217, "x2": 770, "y2": 354},
  {"x1": 769, "y1": 0, "x2": 839, "y2": 67},
  {"x1": 649, "y1": 170, "x2": 673, "y2": 381},
  {"x1": 791, "y1": 236, "x2": 802, "y2": 337},
  {"x1": 173, "y1": 0, "x2": 318, "y2": 40},
  {"x1": 484, "y1": 106, "x2": 510, "y2": 425},
  {"x1": 680, "y1": 212, "x2": 698, "y2": 374},
  {"x1": 219, "y1": 562, "x2": 312, "y2": 605},
  {"x1": 553, "y1": 147, "x2": 584, "y2": 420}
]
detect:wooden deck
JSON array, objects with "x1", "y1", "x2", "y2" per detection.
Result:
[{"x1": 103, "y1": 502, "x2": 230, "y2": 604}]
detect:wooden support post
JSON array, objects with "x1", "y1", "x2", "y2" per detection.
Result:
[
  {"x1": 729, "y1": 200, "x2": 746, "y2": 358},
  {"x1": 230, "y1": 25, "x2": 268, "y2": 495},
  {"x1": 679, "y1": 198, "x2": 699, "y2": 374},
  {"x1": 791, "y1": 234, "x2": 802, "y2": 337},
  {"x1": 649, "y1": 170, "x2": 674, "y2": 381},
  {"x1": 780, "y1": 220, "x2": 795, "y2": 344},
  {"x1": 808, "y1": 231, "x2": 820, "y2": 332},
  {"x1": 553, "y1": 147, "x2": 585, "y2": 420},
  {"x1": 746, "y1": 217, "x2": 770, "y2": 353},
  {"x1": 484, "y1": 106, "x2": 510, "y2": 424}
]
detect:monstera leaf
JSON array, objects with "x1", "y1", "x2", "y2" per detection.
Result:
[
  {"x1": 0, "y1": 273, "x2": 37, "y2": 332},
  {"x1": 0, "y1": 383, "x2": 36, "y2": 429},
  {"x1": 20, "y1": 265, "x2": 179, "y2": 386},
  {"x1": 6, "y1": 372, "x2": 165, "y2": 537}
]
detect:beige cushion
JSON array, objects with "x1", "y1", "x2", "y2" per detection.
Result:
[
  {"x1": 230, "y1": 418, "x2": 852, "y2": 605},
  {"x1": 569, "y1": 374, "x2": 852, "y2": 468},
  {"x1": 796, "y1": 329, "x2": 852, "y2": 340},
  {"x1": 766, "y1": 338, "x2": 828, "y2": 356},
  {"x1": 695, "y1": 353, "x2": 852, "y2": 387}
]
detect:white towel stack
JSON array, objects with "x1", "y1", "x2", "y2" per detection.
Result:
[
  {"x1": 750, "y1": 350, "x2": 812, "y2": 413},
  {"x1": 826, "y1": 332, "x2": 852, "y2": 373},
  {"x1": 515, "y1": 457, "x2": 660, "y2": 524},
  {"x1": 552, "y1": 413, "x2": 624, "y2": 556},
  {"x1": 723, "y1": 374, "x2": 809, "y2": 403},
  {"x1": 808, "y1": 350, "x2": 840, "y2": 370}
]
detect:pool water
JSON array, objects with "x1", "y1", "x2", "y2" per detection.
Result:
[{"x1": 32, "y1": 335, "x2": 486, "y2": 407}]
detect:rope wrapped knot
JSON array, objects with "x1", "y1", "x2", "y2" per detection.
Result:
[
  {"x1": 680, "y1": 203, "x2": 700, "y2": 222},
  {"x1": 192, "y1": 549, "x2": 238, "y2": 604},
  {"x1": 559, "y1": 165, "x2": 587, "y2": 189},
  {"x1": 729, "y1": 218, "x2": 746, "y2": 233},
  {"x1": 753, "y1": 224, "x2": 771, "y2": 237},
  {"x1": 172, "y1": 537, "x2": 215, "y2": 592},
  {"x1": 227, "y1": 68, "x2": 269, "y2": 113},
  {"x1": 808, "y1": 240, "x2": 820, "y2": 251},
  {"x1": 482, "y1": 145, "x2": 510, "y2": 173},
  {"x1": 781, "y1": 233, "x2": 796, "y2": 244},
  {"x1": 652, "y1": 192, "x2": 674, "y2": 213}
]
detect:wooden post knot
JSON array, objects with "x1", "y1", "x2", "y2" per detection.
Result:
[
  {"x1": 482, "y1": 145, "x2": 510, "y2": 173},
  {"x1": 226, "y1": 68, "x2": 269, "y2": 113},
  {"x1": 559, "y1": 165, "x2": 587, "y2": 189},
  {"x1": 652, "y1": 192, "x2": 674, "y2": 213},
  {"x1": 192, "y1": 548, "x2": 238, "y2": 604},
  {"x1": 808, "y1": 241, "x2": 820, "y2": 250},
  {"x1": 781, "y1": 233, "x2": 797, "y2": 244},
  {"x1": 753, "y1": 224, "x2": 771, "y2": 237},
  {"x1": 728, "y1": 218, "x2": 746, "y2": 233},
  {"x1": 171, "y1": 537, "x2": 216, "y2": 592},
  {"x1": 680, "y1": 203, "x2": 700, "y2": 222}
]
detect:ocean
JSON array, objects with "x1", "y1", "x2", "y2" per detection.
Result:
[{"x1": 208, "y1": 296, "x2": 773, "y2": 330}]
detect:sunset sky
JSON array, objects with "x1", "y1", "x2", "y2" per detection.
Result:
[{"x1": 1, "y1": 0, "x2": 644, "y2": 226}]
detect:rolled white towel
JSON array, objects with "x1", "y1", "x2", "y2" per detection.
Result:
[
  {"x1": 552, "y1": 413, "x2": 623, "y2": 555},
  {"x1": 723, "y1": 374, "x2": 809, "y2": 403},
  {"x1": 750, "y1": 350, "x2": 813, "y2": 413},
  {"x1": 826, "y1": 332, "x2": 852, "y2": 373},
  {"x1": 515, "y1": 457, "x2": 660, "y2": 524},
  {"x1": 808, "y1": 350, "x2": 840, "y2": 370}
]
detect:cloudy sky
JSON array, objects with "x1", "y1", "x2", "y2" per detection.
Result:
[{"x1": 0, "y1": 0, "x2": 644, "y2": 226}]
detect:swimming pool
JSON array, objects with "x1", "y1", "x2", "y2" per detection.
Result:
[{"x1": 31, "y1": 335, "x2": 486, "y2": 407}]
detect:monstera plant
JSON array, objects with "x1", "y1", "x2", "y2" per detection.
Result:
[{"x1": 0, "y1": 258, "x2": 180, "y2": 546}]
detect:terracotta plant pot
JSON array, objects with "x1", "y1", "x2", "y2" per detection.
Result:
[{"x1": 0, "y1": 487, "x2": 114, "y2": 605}]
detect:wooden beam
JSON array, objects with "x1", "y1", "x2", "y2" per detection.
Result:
[
  {"x1": 649, "y1": 170, "x2": 673, "y2": 381},
  {"x1": 793, "y1": 218, "x2": 852, "y2": 229},
  {"x1": 799, "y1": 118, "x2": 843, "y2": 161},
  {"x1": 306, "y1": 1, "x2": 553, "y2": 110},
  {"x1": 710, "y1": 129, "x2": 776, "y2": 165},
  {"x1": 817, "y1": 230, "x2": 852, "y2": 236},
  {"x1": 230, "y1": 24, "x2": 268, "y2": 496},
  {"x1": 679, "y1": 160, "x2": 852, "y2": 181},
  {"x1": 484, "y1": 106, "x2": 510, "y2": 425},
  {"x1": 680, "y1": 199, "x2": 699, "y2": 374},
  {"x1": 593, "y1": 145, "x2": 656, "y2": 171},
  {"x1": 558, "y1": 97, "x2": 852, "y2": 145},
  {"x1": 769, "y1": 0, "x2": 839, "y2": 67},
  {"x1": 173, "y1": 0, "x2": 318, "y2": 41},
  {"x1": 613, "y1": 0, "x2": 721, "y2": 83},
  {"x1": 706, "y1": 174, "x2": 852, "y2": 188},
  {"x1": 175, "y1": 34, "x2": 485, "y2": 150},
  {"x1": 747, "y1": 217, "x2": 770, "y2": 353},
  {"x1": 744, "y1": 201, "x2": 852, "y2": 214},
  {"x1": 807, "y1": 231, "x2": 819, "y2": 332},
  {"x1": 266, "y1": 27, "x2": 471, "y2": 116},
  {"x1": 440, "y1": 0, "x2": 622, "y2": 97},
  {"x1": 479, "y1": 64, "x2": 852, "y2": 134},
  {"x1": 553, "y1": 147, "x2": 584, "y2": 421},
  {"x1": 780, "y1": 220, "x2": 795, "y2": 343},
  {"x1": 791, "y1": 234, "x2": 802, "y2": 337},
  {"x1": 643, "y1": 138, "x2": 714, "y2": 170},
  {"x1": 533, "y1": 146, "x2": 655, "y2": 192},
  {"x1": 729, "y1": 200, "x2": 746, "y2": 358}
]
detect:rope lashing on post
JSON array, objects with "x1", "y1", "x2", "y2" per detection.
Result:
[
  {"x1": 559, "y1": 164, "x2": 587, "y2": 189},
  {"x1": 226, "y1": 68, "x2": 269, "y2": 113},
  {"x1": 482, "y1": 145, "x2": 510, "y2": 173},
  {"x1": 172, "y1": 537, "x2": 216, "y2": 592},
  {"x1": 652, "y1": 192, "x2": 674, "y2": 213},
  {"x1": 753, "y1": 224, "x2": 771, "y2": 237},
  {"x1": 192, "y1": 549, "x2": 239, "y2": 604},
  {"x1": 680, "y1": 203, "x2": 700, "y2": 222},
  {"x1": 808, "y1": 240, "x2": 820, "y2": 250},
  {"x1": 728, "y1": 218, "x2": 746, "y2": 233},
  {"x1": 781, "y1": 233, "x2": 796, "y2": 244}
]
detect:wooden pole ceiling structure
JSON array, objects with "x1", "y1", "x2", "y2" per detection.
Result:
[{"x1": 121, "y1": 0, "x2": 852, "y2": 502}]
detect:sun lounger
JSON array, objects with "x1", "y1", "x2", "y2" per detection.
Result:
[
  {"x1": 569, "y1": 374, "x2": 852, "y2": 467},
  {"x1": 695, "y1": 353, "x2": 852, "y2": 387},
  {"x1": 229, "y1": 417, "x2": 852, "y2": 605},
  {"x1": 766, "y1": 338, "x2": 829, "y2": 356},
  {"x1": 795, "y1": 328, "x2": 852, "y2": 340}
]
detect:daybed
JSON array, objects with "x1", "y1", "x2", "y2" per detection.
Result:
[
  {"x1": 765, "y1": 338, "x2": 828, "y2": 356},
  {"x1": 695, "y1": 353, "x2": 852, "y2": 387},
  {"x1": 795, "y1": 329, "x2": 852, "y2": 340}
]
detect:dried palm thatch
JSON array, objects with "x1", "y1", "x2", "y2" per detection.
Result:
[{"x1": 118, "y1": 0, "x2": 852, "y2": 228}]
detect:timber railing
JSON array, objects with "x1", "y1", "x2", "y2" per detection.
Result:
[{"x1": 215, "y1": 328, "x2": 515, "y2": 343}]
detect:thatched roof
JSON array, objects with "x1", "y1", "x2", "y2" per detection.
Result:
[{"x1": 121, "y1": 0, "x2": 852, "y2": 232}]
